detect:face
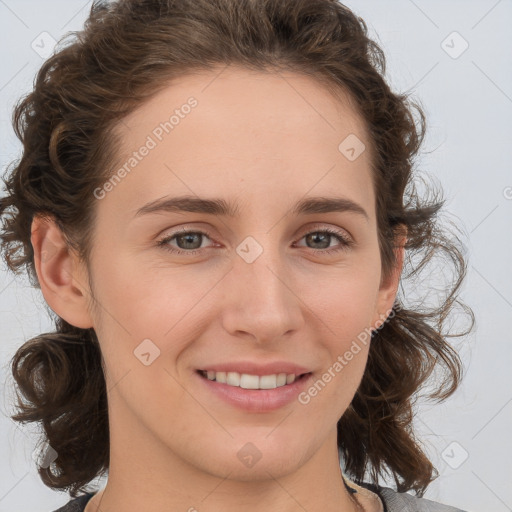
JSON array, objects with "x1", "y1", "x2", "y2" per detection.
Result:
[{"x1": 74, "y1": 66, "x2": 401, "y2": 481}]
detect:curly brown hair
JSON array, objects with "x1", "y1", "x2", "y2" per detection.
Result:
[{"x1": 0, "y1": 0, "x2": 474, "y2": 500}]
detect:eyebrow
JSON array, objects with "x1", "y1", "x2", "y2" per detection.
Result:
[{"x1": 133, "y1": 195, "x2": 369, "y2": 221}]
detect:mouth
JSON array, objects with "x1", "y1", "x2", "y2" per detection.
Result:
[
  {"x1": 195, "y1": 368, "x2": 315, "y2": 412},
  {"x1": 196, "y1": 369, "x2": 312, "y2": 390}
]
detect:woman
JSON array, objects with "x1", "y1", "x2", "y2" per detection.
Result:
[{"x1": 0, "y1": 0, "x2": 474, "y2": 511}]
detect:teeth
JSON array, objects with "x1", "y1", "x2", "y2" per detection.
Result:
[
  {"x1": 202, "y1": 370, "x2": 302, "y2": 389},
  {"x1": 226, "y1": 372, "x2": 240, "y2": 386}
]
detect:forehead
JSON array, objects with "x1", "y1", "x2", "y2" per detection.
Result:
[
  {"x1": 116, "y1": 65, "x2": 369, "y2": 145},
  {"x1": 105, "y1": 65, "x2": 375, "y2": 219}
]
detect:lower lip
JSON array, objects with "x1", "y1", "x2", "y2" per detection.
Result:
[{"x1": 195, "y1": 371, "x2": 314, "y2": 412}]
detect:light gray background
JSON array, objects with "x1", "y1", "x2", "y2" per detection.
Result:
[{"x1": 0, "y1": 1, "x2": 511, "y2": 511}]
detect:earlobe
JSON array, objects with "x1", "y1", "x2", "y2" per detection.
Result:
[{"x1": 30, "y1": 214, "x2": 94, "y2": 329}]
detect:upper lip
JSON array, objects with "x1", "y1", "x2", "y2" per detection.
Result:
[{"x1": 197, "y1": 360, "x2": 312, "y2": 377}]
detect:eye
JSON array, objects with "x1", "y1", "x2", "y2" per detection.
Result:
[
  {"x1": 294, "y1": 226, "x2": 354, "y2": 254},
  {"x1": 156, "y1": 227, "x2": 215, "y2": 256},
  {"x1": 156, "y1": 225, "x2": 354, "y2": 256}
]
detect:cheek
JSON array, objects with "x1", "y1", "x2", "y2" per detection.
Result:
[
  {"x1": 91, "y1": 251, "x2": 204, "y2": 337},
  {"x1": 87, "y1": 262, "x2": 193, "y2": 390},
  {"x1": 306, "y1": 269, "x2": 377, "y2": 388},
  {"x1": 309, "y1": 264, "x2": 380, "y2": 335}
]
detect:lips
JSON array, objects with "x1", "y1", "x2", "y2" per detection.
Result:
[
  {"x1": 195, "y1": 368, "x2": 315, "y2": 412},
  {"x1": 197, "y1": 369, "x2": 311, "y2": 390},
  {"x1": 196, "y1": 360, "x2": 311, "y2": 377}
]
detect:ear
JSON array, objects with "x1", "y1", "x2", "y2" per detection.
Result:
[
  {"x1": 30, "y1": 214, "x2": 94, "y2": 329},
  {"x1": 370, "y1": 226, "x2": 407, "y2": 331}
]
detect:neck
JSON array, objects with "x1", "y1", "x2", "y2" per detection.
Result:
[{"x1": 85, "y1": 399, "x2": 363, "y2": 512}]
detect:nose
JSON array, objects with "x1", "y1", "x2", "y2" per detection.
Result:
[{"x1": 220, "y1": 243, "x2": 305, "y2": 344}]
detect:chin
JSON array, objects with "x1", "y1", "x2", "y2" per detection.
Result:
[{"x1": 199, "y1": 438, "x2": 306, "y2": 481}]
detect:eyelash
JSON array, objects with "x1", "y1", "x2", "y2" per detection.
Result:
[{"x1": 156, "y1": 226, "x2": 354, "y2": 256}]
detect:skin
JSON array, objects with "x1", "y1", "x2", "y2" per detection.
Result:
[{"x1": 31, "y1": 65, "x2": 406, "y2": 512}]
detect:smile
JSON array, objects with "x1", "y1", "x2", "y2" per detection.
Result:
[
  {"x1": 198, "y1": 369, "x2": 309, "y2": 390},
  {"x1": 195, "y1": 370, "x2": 314, "y2": 412}
]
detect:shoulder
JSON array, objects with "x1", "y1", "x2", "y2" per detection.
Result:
[
  {"x1": 348, "y1": 477, "x2": 467, "y2": 512},
  {"x1": 51, "y1": 492, "x2": 95, "y2": 512},
  {"x1": 374, "y1": 485, "x2": 468, "y2": 512}
]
